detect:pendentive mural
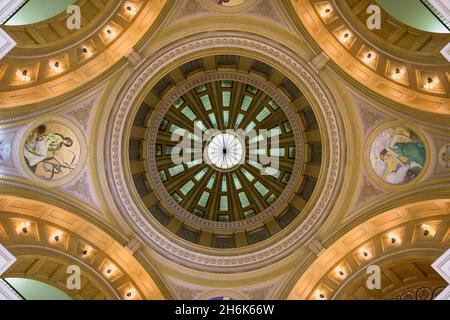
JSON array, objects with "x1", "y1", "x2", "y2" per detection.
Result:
[
  {"x1": 23, "y1": 121, "x2": 81, "y2": 181},
  {"x1": 370, "y1": 127, "x2": 426, "y2": 184}
]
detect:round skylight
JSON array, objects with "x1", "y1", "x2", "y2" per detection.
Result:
[{"x1": 205, "y1": 132, "x2": 244, "y2": 170}]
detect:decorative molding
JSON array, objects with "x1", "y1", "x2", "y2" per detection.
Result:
[
  {"x1": 0, "y1": 0, "x2": 21, "y2": 58},
  {"x1": 0, "y1": 243, "x2": 15, "y2": 275},
  {"x1": 0, "y1": 28, "x2": 16, "y2": 59},
  {"x1": 0, "y1": 279, "x2": 22, "y2": 300},
  {"x1": 107, "y1": 33, "x2": 344, "y2": 269},
  {"x1": 432, "y1": 248, "x2": 450, "y2": 300}
]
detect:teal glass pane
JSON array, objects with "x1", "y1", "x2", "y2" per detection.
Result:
[
  {"x1": 222, "y1": 92, "x2": 231, "y2": 107},
  {"x1": 198, "y1": 191, "x2": 210, "y2": 207},
  {"x1": 206, "y1": 174, "x2": 216, "y2": 189},
  {"x1": 241, "y1": 168, "x2": 255, "y2": 182},
  {"x1": 254, "y1": 181, "x2": 269, "y2": 196},
  {"x1": 219, "y1": 196, "x2": 229, "y2": 211},
  {"x1": 223, "y1": 111, "x2": 229, "y2": 127},
  {"x1": 221, "y1": 176, "x2": 228, "y2": 192},
  {"x1": 249, "y1": 134, "x2": 263, "y2": 143},
  {"x1": 180, "y1": 180, "x2": 195, "y2": 196},
  {"x1": 187, "y1": 159, "x2": 202, "y2": 168},
  {"x1": 196, "y1": 121, "x2": 208, "y2": 132},
  {"x1": 241, "y1": 95, "x2": 253, "y2": 111},
  {"x1": 246, "y1": 85, "x2": 258, "y2": 94},
  {"x1": 232, "y1": 173, "x2": 242, "y2": 189},
  {"x1": 194, "y1": 168, "x2": 208, "y2": 181},
  {"x1": 270, "y1": 148, "x2": 286, "y2": 157},
  {"x1": 267, "y1": 126, "x2": 282, "y2": 137},
  {"x1": 264, "y1": 167, "x2": 281, "y2": 179},
  {"x1": 256, "y1": 107, "x2": 271, "y2": 122},
  {"x1": 234, "y1": 113, "x2": 244, "y2": 128},
  {"x1": 168, "y1": 165, "x2": 185, "y2": 177},
  {"x1": 200, "y1": 95, "x2": 212, "y2": 111},
  {"x1": 209, "y1": 113, "x2": 218, "y2": 128},
  {"x1": 238, "y1": 192, "x2": 250, "y2": 208},
  {"x1": 182, "y1": 106, "x2": 197, "y2": 121},
  {"x1": 245, "y1": 122, "x2": 256, "y2": 133}
]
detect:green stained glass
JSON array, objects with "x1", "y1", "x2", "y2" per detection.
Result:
[
  {"x1": 181, "y1": 106, "x2": 197, "y2": 121},
  {"x1": 200, "y1": 95, "x2": 212, "y2": 111},
  {"x1": 234, "y1": 113, "x2": 244, "y2": 128},
  {"x1": 241, "y1": 168, "x2": 255, "y2": 182},
  {"x1": 288, "y1": 147, "x2": 296, "y2": 159},
  {"x1": 194, "y1": 168, "x2": 208, "y2": 181},
  {"x1": 246, "y1": 85, "x2": 258, "y2": 94},
  {"x1": 238, "y1": 192, "x2": 250, "y2": 208},
  {"x1": 155, "y1": 144, "x2": 162, "y2": 156},
  {"x1": 180, "y1": 180, "x2": 195, "y2": 196},
  {"x1": 232, "y1": 173, "x2": 242, "y2": 189},
  {"x1": 159, "y1": 170, "x2": 167, "y2": 182},
  {"x1": 198, "y1": 191, "x2": 210, "y2": 207},
  {"x1": 206, "y1": 174, "x2": 216, "y2": 189},
  {"x1": 256, "y1": 107, "x2": 271, "y2": 122},
  {"x1": 254, "y1": 181, "x2": 269, "y2": 196},
  {"x1": 218, "y1": 215, "x2": 230, "y2": 222},
  {"x1": 195, "y1": 84, "x2": 207, "y2": 93},
  {"x1": 241, "y1": 95, "x2": 253, "y2": 111},
  {"x1": 222, "y1": 92, "x2": 231, "y2": 107},
  {"x1": 173, "y1": 98, "x2": 184, "y2": 109},
  {"x1": 219, "y1": 196, "x2": 229, "y2": 211},
  {"x1": 266, "y1": 194, "x2": 278, "y2": 205},
  {"x1": 282, "y1": 172, "x2": 291, "y2": 184},
  {"x1": 221, "y1": 176, "x2": 228, "y2": 192},
  {"x1": 159, "y1": 118, "x2": 169, "y2": 131},
  {"x1": 193, "y1": 208, "x2": 205, "y2": 217},
  {"x1": 283, "y1": 121, "x2": 292, "y2": 133},
  {"x1": 268, "y1": 99, "x2": 279, "y2": 110},
  {"x1": 168, "y1": 165, "x2": 184, "y2": 177},
  {"x1": 221, "y1": 80, "x2": 233, "y2": 88},
  {"x1": 243, "y1": 209, "x2": 256, "y2": 219},
  {"x1": 172, "y1": 192, "x2": 183, "y2": 204}
]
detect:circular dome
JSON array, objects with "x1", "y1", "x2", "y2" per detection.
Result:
[{"x1": 155, "y1": 79, "x2": 298, "y2": 223}]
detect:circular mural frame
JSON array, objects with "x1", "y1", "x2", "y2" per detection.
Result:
[
  {"x1": 106, "y1": 33, "x2": 345, "y2": 269},
  {"x1": 18, "y1": 116, "x2": 87, "y2": 187},
  {"x1": 364, "y1": 121, "x2": 430, "y2": 190}
]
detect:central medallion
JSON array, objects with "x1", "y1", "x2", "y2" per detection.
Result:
[{"x1": 205, "y1": 132, "x2": 244, "y2": 171}]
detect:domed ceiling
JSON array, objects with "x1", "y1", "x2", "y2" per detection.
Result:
[{"x1": 154, "y1": 79, "x2": 297, "y2": 223}]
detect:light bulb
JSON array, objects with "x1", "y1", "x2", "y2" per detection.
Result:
[
  {"x1": 338, "y1": 32, "x2": 351, "y2": 43},
  {"x1": 335, "y1": 267, "x2": 345, "y2": 278},
  {"x1": 421, "y1": 224, "x2": 431, "y2": 236},
  {"x1": 359, "y1": 246, "x2": 371, "y2": 259},
  {"x1": 106, "y1": 28, "x2": 117, "y2": 40},
  {"x1": 19, "y1": 221, "x2": 31, "y2": 234},
  {"x1": 53, "y1": 230, "x2": 63, "y2": 242},
  {"x1": 424, "y1": 77, "x2": 434, "y2": 89},
  {"x1": 388, "y1": 233, "x2": 399, "y2": 244},
  {"x1": 82, "y1": 246, "x2": 92, "y2": 256},
  {"x1": 362, "y1": 52, "x2": 374, "y2": 64},
  {"x1": 82, "y1": 47, "x2": 92, "y2": 58},
  {"x1": 105, "y1": 264, "x2": 116, "y2": 276},
  {"x1": 52, "y1": 61, "x2": 63, "y2": 74},
  {"x1": 319, "y1": 6, "x2": 332, "y2": 17},
  {"x1": 126, "y1": 4, "x2": 137, "y2": 15},
  {"x1": 391, "y1": 67, "x2": 403, "y2": 80},
  {"x1": 20, "y1": 69, "x2": 31, "y2": 82},
  {"x1": 315, "y1": 289, "x2": 326, "y2": 300},
  {"x1": 126, "y1": 288, "x2": 137, "y2": 298}
]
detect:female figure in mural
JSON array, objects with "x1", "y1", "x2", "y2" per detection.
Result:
[
  {"x1": 379, "y1": 127, "x2": 425, "y2": 181},
  {"x1": 24, "y1": 125, "x2": 74, "y2": 177}
]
